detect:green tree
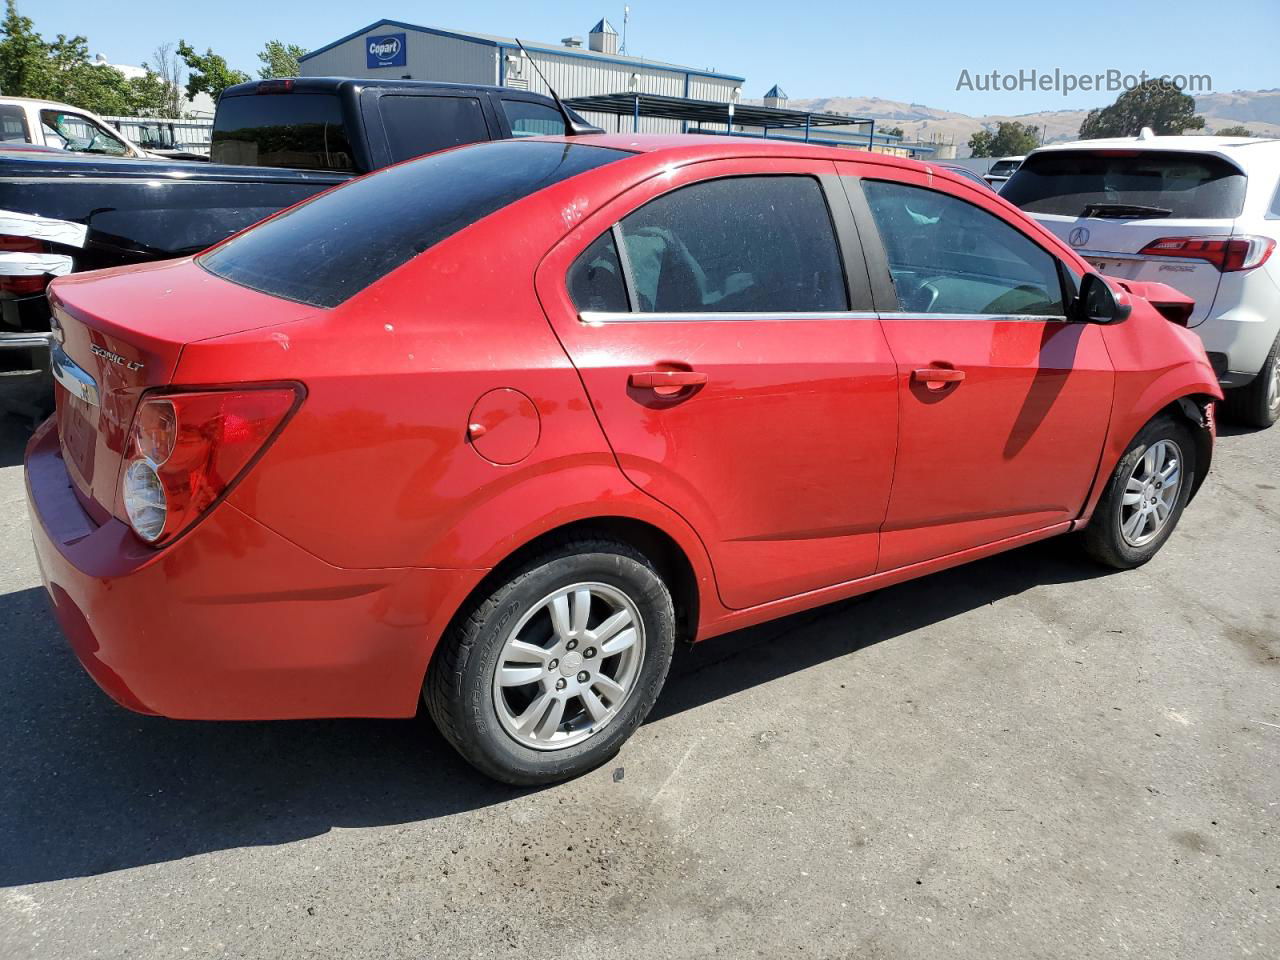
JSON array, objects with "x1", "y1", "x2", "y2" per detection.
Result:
[
  {"x1": 1215, "y1": 124, "x2": 1258, "y2": 137},
  {"x1": 968, "y1": 120, "x2": 1040, "y2": 158},
  {"x1": 880, "y1": 125, "x2": 904, "y2": 139},
  {"x1": 177, "y1": 40, "x2": 248, "y2": 100},
  {"x1": 0, "y1": 0, "x2": 55, "y2": 99},
  {"x1": 0, "y1": 2, "x2": 174, "y2": 115},
  {"x1": 1079, "y1": 80, "x2": 1205, "y2": 138},
  {"x1": 257, "y1": 40, "x2": 307, "y2": 79}
]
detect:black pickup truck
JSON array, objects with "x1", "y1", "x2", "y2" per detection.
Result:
[{"x1": 0, "y1": 77, "x2": 595, "y2": 413}]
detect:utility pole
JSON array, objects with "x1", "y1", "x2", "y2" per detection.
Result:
[{"x1": 621, "y1": 6, "x2": 630, "y2": 56}]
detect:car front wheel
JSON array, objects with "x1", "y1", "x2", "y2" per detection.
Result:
[
  {"x1": 1082, "y1": 414, "x2": 1198, "y2": 570},
  {"x1": 425, "y1": 537, "x2": 676, "y2": 785}
]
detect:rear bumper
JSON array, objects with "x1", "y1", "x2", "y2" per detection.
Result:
[
  {"x1": 1191, "y1": 273, "x2": 1280, "y2": 385},
  {"x1": 24, "y1": 418, "x2": 482, "y2": 720}
]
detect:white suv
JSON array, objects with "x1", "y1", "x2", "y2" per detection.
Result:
[{"x1": 1003, "y1": 133, "x2": 1280, "y2": 426}]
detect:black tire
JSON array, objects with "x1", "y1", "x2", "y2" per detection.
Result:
[
  {"x1": 425, "y1": 537, "x2": 676, "y2": 786},
  {"x1": 1083, "y1": 414, "x2": 1198, "y2": 570},
  {"x1": 1222, "y1": 333, "x2": 1280, "y2": 429}
]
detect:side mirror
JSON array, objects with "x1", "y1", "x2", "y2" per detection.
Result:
[{"x1": 1073, "y1": 272, "x2": 1132, "y2": 324}]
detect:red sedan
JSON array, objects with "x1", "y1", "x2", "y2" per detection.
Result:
[{"x1": 25, "y1": 135, "x2": 1220, "y2": 784}]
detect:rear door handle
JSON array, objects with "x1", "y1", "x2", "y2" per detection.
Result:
[
  {"x1": 629, "y1": 370, "x2": 709, "y2": 396},
  {"x1": 912, "y1": 367, "x2": 966, "y2": 388}
]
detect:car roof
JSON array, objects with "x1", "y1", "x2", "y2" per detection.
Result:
[
  {"x1": 1029, "y1": 134, "x2": 1280, "y2": 174},
  {"x1": 546, "y1": 132, "x2": 930, "y2": 169},
  {"x1": 222, "y1": 76, "x2": 542, "y2": 99},
  {"x1": 0, "y1": 95, "x2": 92, "y2": 113}
]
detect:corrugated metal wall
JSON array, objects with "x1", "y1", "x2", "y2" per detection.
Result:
[
  {"x1": 300, "y1": 32, "x2": 497, "y2": 85},
  {"x1": 687, "y1": 76, "x2": 739, "y2": 101},
  {"x1": 511, "y1": 49, "x2": 739, "y2": 134}
]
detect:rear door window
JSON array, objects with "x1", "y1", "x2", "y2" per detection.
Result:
[
  {"x1": 863, "y1": 179, "x2": 1065, "y2": 316},
  {"x1": 200, "y1": 140, "x2": 629, "y2": 308},
  {"x1": 212, "y1": 93, "x2": 354, "y2": 170},
  {"x1": 0, "y1": 104, "x2": 30, "y2": 143},
  {"x1": 501, "y1": 99, "x2": 566, "y2": 137},
  {"x1": 614, "y1": 176, "x2": 848, "y2": 313},
  {"x1": 378, "y1": 95, "x2": 491, "y2": 163},
  {"x1": 1002, "y1": 150, "x2": 1246, "y2": 219}
]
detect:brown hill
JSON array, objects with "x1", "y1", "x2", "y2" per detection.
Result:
[{"x1": 778, "y1": 90, "x2": 1280, "y2": 155}]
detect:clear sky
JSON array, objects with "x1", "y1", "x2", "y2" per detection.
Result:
[{"x1": 30, "y1": 0, "x2": 1279, "y2": 114}]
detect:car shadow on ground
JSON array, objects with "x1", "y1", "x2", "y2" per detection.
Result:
[{"x1": 0, "y1": 531, "x2": 1111, "y2": 888}]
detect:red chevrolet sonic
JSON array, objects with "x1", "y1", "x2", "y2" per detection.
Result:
[{"x1": 26, "y1": 135, "x2": 1220, "y2": 784}]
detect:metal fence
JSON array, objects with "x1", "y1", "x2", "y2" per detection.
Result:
[{"x1": 103, "y1": 116, "x2": 213, "y2": 155}]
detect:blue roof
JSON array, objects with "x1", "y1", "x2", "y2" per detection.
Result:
[
  {"x1": 764, "y1": 84, "x2": 788, "y2": 99},
  {"x1": 299, "y1": 19, "x2": 745, "y2": 82},
  {"x1": 590, "y1": 19, "x2": 617, "y2": 35}
]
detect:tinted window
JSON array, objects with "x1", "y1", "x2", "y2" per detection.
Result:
[
  {"x1": 379, "y1": 95, "x2": 490, "y2": 162},
  {"x1": 568, "y1": 232, "x2": 629, "y2": 312},
  {"x1": 502, "y1": 99, "x2": 566, "y2": 138},
  {"x1": 212, "y1": 94, "x2": 353, "y2": 171},
  {"x1": 616, "y1": 176, "x2": 847, "y2": 313},
  {"x1": 1269, "y1": 178, "x2": 1280, "y2": 218},
  {"x1": 200, "y1": 141, "x2": 629, "y2": 308},
  {"x1": 1002, "y1": 150, "x2": 1246, "y2": 219},
  {"x1": 988, "y1": 160, "x2": 1020, "y2": 177},
  {"x1": 40, "y1": 110, "x2": 127, "y2": 155},
  {"x1": 863, "y1": 179, "x2": 1064, "y2": 316},
  {"x1": 0, "y1": 105, "x2": 29, "y2": 143}
]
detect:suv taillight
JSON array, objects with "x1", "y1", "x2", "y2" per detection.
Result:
[
  {"x1": 1138, "y1": 235, "x2": 1276, "y2": 272},
  {"x1": 0, "y1": 235, "x2": 54, "y2": 295},
  {"x1": 120, "y1": 387, "x2": 301, "y2": 545}
]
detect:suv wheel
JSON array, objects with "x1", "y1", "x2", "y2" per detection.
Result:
[
  {"x1": 425, "y1": 537, "x2": 676, "y2": 785},
  {"x1": 1223, "y1": 333, "x2": 1280, "y2": 429},
  {"x1": 1083, "y1": 414, "x2": 1197, "y2": 570}
]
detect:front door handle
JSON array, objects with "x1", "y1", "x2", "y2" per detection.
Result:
[
  {"x1": 629, "y1": 370, "x2": 709, "y2": 397},
  {"x1": 912, "y1": 367, "x2": 966, "y2": 389}
]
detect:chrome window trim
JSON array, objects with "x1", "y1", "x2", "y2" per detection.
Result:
[
  {"x1": 579, "y1": 310, "x2": 880, "y2": 324},
  {"x1": 579, "y1": 310, "x2": 1068, "y2": 324},
  {"x1": 878, "y1": 312, "x2": 1070, "y2": 323},
  {"x1": 50, "y1": 341, "x2": 99, "y2": 406}
]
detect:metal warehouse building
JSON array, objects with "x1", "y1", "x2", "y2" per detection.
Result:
[{"x1": 298, "y1": 18, "x2": 745, "y2": 134}]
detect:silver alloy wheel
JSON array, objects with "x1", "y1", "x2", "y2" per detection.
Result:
[
  {"x1": 492, "y1": 582, "x2": 646, "y2": 751},
  {"x1": 1119, "y1": 438, "x2": 1183, "y2": 547},
  {"x1": 1267, "y1": 358, "x2": 1280, "y2": 418}
]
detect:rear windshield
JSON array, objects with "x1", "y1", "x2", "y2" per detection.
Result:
[
  {"x1": 199, "y1": 140, "x2": 629, "y2": 308},
  {"x1": 1002, "y1": 150, "x2": 1246, "y2": 219},
  {"x1": 211, "y1": 93, "x2": 354, "y2": 171},
  {"x1": 988, "y1": 160, "x2": 1020, "y2": 176}
]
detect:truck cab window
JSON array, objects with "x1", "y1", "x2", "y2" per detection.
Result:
[{"x1": 501, "y1": 100, "x2": 566, "y2": 138}]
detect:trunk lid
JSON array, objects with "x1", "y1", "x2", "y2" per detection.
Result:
[
  {"x1": 1032, "y1": 212, "x2": 1231, "y2": 328},
  {"x1": 1003, "y1": 148, "x2": 1247, "y2": 328},
  {"x1": 48, "y1": 257, "x2": 312, "y2": 521}
]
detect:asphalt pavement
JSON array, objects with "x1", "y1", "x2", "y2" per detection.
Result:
[{"x1": 1, "y1": 411, "x2": 1276, "y2": 959}]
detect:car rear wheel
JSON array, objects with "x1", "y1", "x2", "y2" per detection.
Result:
[
  {"x1": 1082, "y1": 414, "x2": 1197, "y2": 570},
  {"x1": 425, "y1": 537, "x2": 675, "y2": 785},
  {"x1": 1223, "y1": 333, "x2": 1280, "y2": 429}
]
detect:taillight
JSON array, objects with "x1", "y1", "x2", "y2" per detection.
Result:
[
  {"x1": 1138, "y1": 235, "x2": 1276, "y2": 272},
  {"x1": 120, "y1": 387, "x2": 300, "y2": 545},
  {"x1": 0, "y1": 235, "x2": 53, "y2": 295}
]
